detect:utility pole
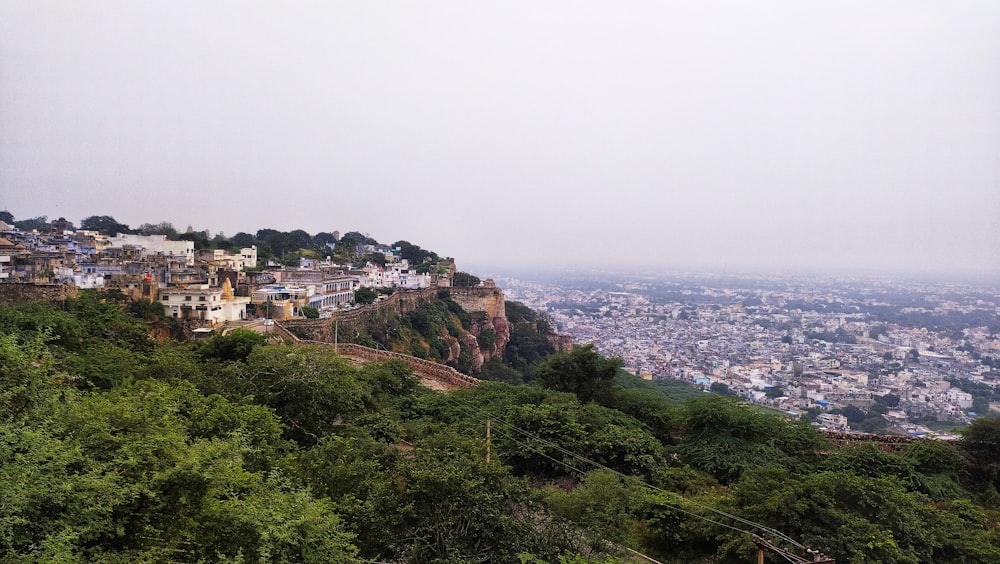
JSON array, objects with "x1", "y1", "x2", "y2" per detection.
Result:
[
  {"x1": 334, "y1": 318, "x2": 339, "y2": 354},
  {"x1": 486, "y1": 418, "x2": 491, "y2": 464},
  {"x1": 752, "y1": 536, "x2": 834, "y2": 564}
]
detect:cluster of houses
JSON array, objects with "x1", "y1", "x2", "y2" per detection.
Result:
[
  {"x1": 0, "y1": 219, "x2": 448, "y2": 327},
  {"x1": 505, "y1": 275, "x2": 1000, "y2": 431}
]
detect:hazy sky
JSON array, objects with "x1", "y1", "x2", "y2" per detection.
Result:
[{"x1": 2, "y1": 1, "x2": 998, "y2": 277}]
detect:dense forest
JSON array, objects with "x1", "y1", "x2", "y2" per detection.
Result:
[{"x1": 2, "y1": 293, "x2": 1000, "y2": 562}]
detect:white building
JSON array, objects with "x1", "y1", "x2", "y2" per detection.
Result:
[
  {"x1": 947, "y1": 389, "x2": 973, "y2": 410},
  {"x1": 194, "y1": 245, "x2": 257, "y2": 271},
  {"x1": 381, "y1": 259, "x2": 432, "y2": 289},
  {"x1": 272, "y1": 269, "x2": 356, "y2": 311},
  {"x1": 109, "y1": 234, "x2": 195, "y2": 266},
  {"x1": 54, "y1": 266, "x2": 106, "y2": 289},
  {"x1": 159, "y1": 279, "x2": 249, "y2": 326},
  {"x1": 240, "y1": 246, "x2": 257, "y2": 269},
  {"x1": 250, "y1": 284, "x2": 313, "y2": 320},
  {"x1": 818, "y1": 413, "x2": 849, "y2": 430}
]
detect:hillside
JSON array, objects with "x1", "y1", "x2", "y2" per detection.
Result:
[
  {"x1": 284, "y1": 286, "x2": 561, "y2": 382},
  {"x1": 2, "y1": 294, "x2": 1000, "y2": 562}
]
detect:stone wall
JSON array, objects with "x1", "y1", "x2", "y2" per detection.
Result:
[
  {"x1": 336, "y1": 343, "x2": 479, "y2": 388},
  {"x1": 280, "y1": 286, "x2": 516, "y2": 373},
  {"x1": 281, "y1": 289, "x2": 439, "y2": 342},
  {"x1": 448, "y1": 287, "x2": 506, "y2": 320},
  {"x1": 296, "y1": 341, "x2": 478, "y2": 389},
  {"x1": 824, "y1": 430, "x2": 917, "y2": 452},
  {"x1": 548, "y1": 333, "x2": 574, "y2": 353},
  {"x1": 0, "y1": 282, "x2": 78, "y2": 306}
]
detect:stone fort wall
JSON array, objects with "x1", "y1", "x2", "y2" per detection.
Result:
[{"x1": 0, "y1": 283, "x2": 78, "y2": 306}]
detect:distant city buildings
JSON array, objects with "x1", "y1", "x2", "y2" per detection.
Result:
[{"x1": 502, "y1": 272, "x2": 1000, "y2": 435}]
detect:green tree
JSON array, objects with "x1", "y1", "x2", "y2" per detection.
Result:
[
  {"x1": 222, "y1": 344, "x2": 366, "y2": 444},
  {"x1": 354, "y1": 287, "x2": 378, "y2": 305},
  {"x1": 727, "y1": 467, "x2": 1000, "y2": 563},
  {"x1": 127, "y1": 298, "x2": 165, "y2": 321},
  {"x1": 0, "y1": 210, "x2": 13, "y2": 223},
  {"x1": 178, "y1": 230, "x2": 210, "y2": 249},
  {"x1": 972, "y1": 396, "x2": 990, "y2": 415},
  {"x1": 479, "y1": 359, "x2": 525, "y2": 384},
  {"x1": 961, "y1": 416, "x2": 1000, "y2": 502},
  {"x1": 0, "y1": 379, "x2": 357, "y2": 561},
  {"x1": 710, "y1": 382, "x2": 730, "y2": 395},
  {"x1": 0, "y1": 332, "x2": 63, "y2": 424},
  {"x1": 875, "y1": 393, "x2": 901, "y2": 408},
  {"x1": 301, "y1": 305, "x2": 320, "y2": 318},
  {"x1": 197, "y1": 328, "x2": 266, "y2": 363},
  {"x1": 392, "y1": 240, "x2": 438, "y2": 265},
  {"x1": 13, "y1": 215, "x2": 50, "y2": 232},
  {"x1": 136, "y1": 221, "x2": 178, "y2": 237},
  {"x1": 452, "y1": 271, "x2": 481, "y2": 287},
  {"x1": 230, "y1": 231, "x2": 256, "y2": 248},
  {"x1": 313, "y1": 231, "x2": 338, "y2": 248},
  {"x1": 79, "y1": 215, "x2": 131, "y2": 235},
  {"x1": 534, "y1": 345, "x2": 620, "y2": 403},
  {"x1": 544, "y1": 470, "x2": 647, "y2": 550},
  {"x1": 679, "y1": 395, "x2": 827, "y2": 484},
  {"x1": 390, "y1": 436, "x2": 548, "y2": 562}
]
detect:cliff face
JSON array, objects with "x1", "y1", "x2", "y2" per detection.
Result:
[
  {"x1": 448, "y1": 286, "x2": 506, "y2": 321},
  {"x1": 283, "y1": 285, "x2": 513, "y2": 375},
  {"x1": 448, "y1": 285, "x2": 511, "y2": 366}
]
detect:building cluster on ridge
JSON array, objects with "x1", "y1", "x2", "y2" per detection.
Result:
[{"x1": 0, "y1": 218, "x2": 452, "y2": 327}]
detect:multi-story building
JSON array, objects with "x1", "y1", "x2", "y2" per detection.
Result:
[
  {"x1": 250, "y1": 284, "x2": 310, "y2": 320},
  {"x1": 274, "y1": 269, "x2": 356, "y2": 310},
  {"x1": 108, "y1": 234, "x2": 195, "y2": 266},
  {"x1": 160, "y1": 279, "x2": 250, "y2": 326},
  {"x1": 818, "y1": 413, "x2": 849, "y2": 430}
]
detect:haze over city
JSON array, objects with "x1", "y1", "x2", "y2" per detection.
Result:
[{"x1": 2, "y1": 1, "x2": 998, "y2": 277}]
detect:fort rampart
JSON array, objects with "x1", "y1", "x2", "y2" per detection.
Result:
[{"x1": 0, "y1": 282, "x2": 78, "y2": 306}]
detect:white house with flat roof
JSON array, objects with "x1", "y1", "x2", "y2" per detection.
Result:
[
  {"x1": 159, "y1": 279, "x2": 249, "y2": 326},
  {"x1": 109, "y1": 234, "x2": 195, "y2": 266}
]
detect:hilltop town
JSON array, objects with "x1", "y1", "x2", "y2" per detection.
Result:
[
  {"x1": 4, "y1": 214, "x2": 1000, "y2": 562},
  {"x1": 0, "y1": 214, "x2": 461, "y2": 327},
  {"x1": 501, "y1": 271, "x2": 1000, "y2": 436},
  {"x1": 4, "y1": 212, "x2": 999, "y2": 435}
]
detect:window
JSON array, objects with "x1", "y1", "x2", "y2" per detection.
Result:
[
  {"x1": 199, "y1": 296, "x2": 206, "y2": 301},
  {"x1": 185, "y1": 296, "x2": 192, "y2": 301}
]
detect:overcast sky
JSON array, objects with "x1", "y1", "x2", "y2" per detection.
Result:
[{"x1": 2, "y1": 1, "x2": 998, "y2": 278}]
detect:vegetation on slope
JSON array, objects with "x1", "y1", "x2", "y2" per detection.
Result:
[{"x1": 2, "y1": 294, "x2": 1000, "y2": 562}]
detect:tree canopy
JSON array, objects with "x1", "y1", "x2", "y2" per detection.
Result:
[
  {"x1": 452, "y1": 271, "x2": 481, "y2": 287},
  {"x1": 1, "y1": 295, "x2": 998, "y2": 563},
  {"x1": 80, "y1": 215, "x2": 132, "y2": 235},
  {"x1": 534, "y1": 344, "x2": 620, "y2": 403}
]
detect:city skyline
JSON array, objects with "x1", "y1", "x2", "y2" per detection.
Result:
[{"x1": 2, "y1": 1, "x2": 998, "y2": 277}]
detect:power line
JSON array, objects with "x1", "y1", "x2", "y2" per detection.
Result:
[{"x1": 438, "y1": 390, "x2": 809, "y2": 550}]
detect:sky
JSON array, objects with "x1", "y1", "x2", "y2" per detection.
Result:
[{"x1": 2, "y1": 1, "x2": 998, "y2": 278}]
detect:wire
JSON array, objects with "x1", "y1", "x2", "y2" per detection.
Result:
[
  {"x1": 438, "y1": 390, "x2": 808, "y2": 550},
  {"x1": 483, "y1": 419, "x2": 758, "y2": 539}
]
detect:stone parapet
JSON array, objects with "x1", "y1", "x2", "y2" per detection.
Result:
[{"x1": 0, "y1": 282, "x2": 78, "y2": 306}]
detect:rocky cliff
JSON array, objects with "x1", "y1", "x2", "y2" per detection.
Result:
[
  {"x1": 447, "y1": 284, "x2": 511, "y2": 370},
  {"x1": 283, "y1": 284, "x2": 513, "y2": 375}
]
